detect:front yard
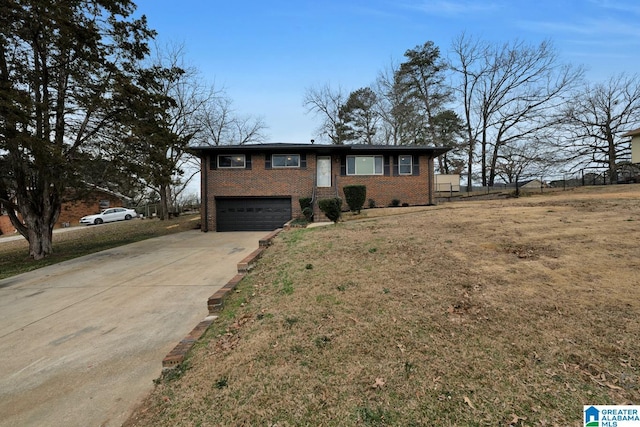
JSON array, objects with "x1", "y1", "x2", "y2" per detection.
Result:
[{"x1": 126, "y1": 185, "x2": 640, "y2": 426}]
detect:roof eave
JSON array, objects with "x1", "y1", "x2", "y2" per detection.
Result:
[
  {"x1": 622, "y1": 128, "x2": 640, "y2": 137},
  {"x1": 189, "y1": 144, "x2": 452, "y2": 156}
]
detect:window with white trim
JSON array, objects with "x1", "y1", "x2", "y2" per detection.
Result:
[
  {"x1": 217, "y1": 154, "x2": 246, "y2": 168},
  {"x1": 398, "y1": 155, "x2": 413, "y2": 175},
  {"x1": 272, "y1": 154, "x2": 300, "y2": 168},
  {"x1": 346, "y1": 155, "x2": 383, "y2": 175}
]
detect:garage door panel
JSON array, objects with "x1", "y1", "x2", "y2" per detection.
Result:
[{"x1": 216, "y1": 198, "x2": 291, "y2": 231}]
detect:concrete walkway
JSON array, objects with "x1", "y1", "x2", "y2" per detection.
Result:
[{"x1": 0, "y1": 230, "x2": 265, "y2": 427}]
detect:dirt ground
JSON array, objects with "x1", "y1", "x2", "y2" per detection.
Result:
[{"x1": 125, "y1": 185, "x2": 640, "y2": 426}]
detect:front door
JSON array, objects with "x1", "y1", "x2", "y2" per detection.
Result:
[{"x1": 317, "y1": 156, "x2": 331, "y2": 187}]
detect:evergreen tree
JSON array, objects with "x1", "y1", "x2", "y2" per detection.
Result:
[{"x1": 0, "y1": 0, "x2": 154, "y2": 259}]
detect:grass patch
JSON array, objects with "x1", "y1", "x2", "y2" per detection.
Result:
[{"x1": 123, "y1": 185, "x2": 640, "y2": 426}]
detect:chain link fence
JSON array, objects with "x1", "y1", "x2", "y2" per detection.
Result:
[{"x1": 435, "y1": 168, "x2": 639, "y2": 202}]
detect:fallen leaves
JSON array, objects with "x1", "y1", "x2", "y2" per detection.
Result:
[
  {"x1": 509, "y1": 413, "x2": 527, "y2": 425},
  {"x1": 463, "y1": 395, "x2": 475, "y2": 410},
  {"x1": 371, "y1": 378, "x2": 385, "y2": 389},
  {"x1": 214, "y1": 333, "x2": 240, "y2": 353}
]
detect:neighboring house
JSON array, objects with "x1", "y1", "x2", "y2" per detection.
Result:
[
  {"x1": 191, "y1": 143, "x2": 450, "y2": 232},
  {"x1": 622, "y1": 127, "x2": 640, "y2": 164},
  {"x1": 58, "y1": 187, "x2": 130, "y2": 226},
  {"x1": 0, "y1": 215, "x2": 14, "y2": 236},
  {"x1": 0, "y1": 187, "x2": 128, "y2": 235}
]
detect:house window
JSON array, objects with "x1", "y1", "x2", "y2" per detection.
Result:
[
  {"x1": 399, "y1": 155, "x2": 413, "y2": 175},
  {"x1": 346, "y1": 156, "x2": 383, "y2": 175},
  {"x1": 218, "y1": 154, "x2": 246, "y2": 168},
  {"x1": 272, "y1": 154, "x2": 300, "y2": 168}
]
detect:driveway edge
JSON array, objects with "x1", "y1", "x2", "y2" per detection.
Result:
[{"x1": 161, "y1": 229, "x2": 282, "y2": 369}]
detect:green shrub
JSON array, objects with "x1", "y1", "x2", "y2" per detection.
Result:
[
  {"x1": 299, "y1": 197, "x2": 313, "y2": 221},
  {"x1": 343, "y1": 185, "x2": 366, "y2": 214},
  {"x1": 302, "y1": 207, "x2": 313, "y2": 221},
  {"x1": 368, "y1": 199, "x2": 376, "y2": 209},
  {"x1": 318, "y1": 198, "x2": 342, "y2": 222},
  {"x1": 390, "y1": 199, "x2": 401, "y2": 207}
]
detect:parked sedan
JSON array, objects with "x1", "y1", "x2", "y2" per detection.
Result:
[{"x1": 80, "y1": 208, "x2": 138, "y2": 225}]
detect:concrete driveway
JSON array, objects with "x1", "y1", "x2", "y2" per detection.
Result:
[{"x1": 0, "y1": 230, "x2": 265, "y2": 427}]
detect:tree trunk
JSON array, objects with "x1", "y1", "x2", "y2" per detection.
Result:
[
  {"x1": 25, "y1": 216, "x2": 55, "y2": 260},
  {"x1": 607, "y1": 132, "x2": 618, "y2": 184},
  {"x1": 11, "y1": 186, "x2": 60, "y2": 260},
  {"x1": 440, "y1": 153, "x2": 450, "y2": 174},
  {"x1": 159, "y1": 183, "x2": 169, "y2": 220},
  {"x1": 488, "y1": 141, "x2": 501, "y2": 187},
  {"x1": 481, "y1": 128, "x2": 488, "y2": 186},
  {"x1": 466, "y1": 139, "x2": 474, "y2": 192}
]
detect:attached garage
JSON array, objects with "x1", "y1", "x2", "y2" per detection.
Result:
[{"x1": 215, "y1": 197, "x2": 292, "y2": 231}]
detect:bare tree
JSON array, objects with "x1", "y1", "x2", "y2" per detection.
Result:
[
  {"x1": 560, "y1": 73, "x2": 640, "y2": 183},
  {"x1": 152, "y1": 44, "x2": 213, "y2": 217},
  {"x1": 112, "y1": 43, "x2": 220, "y2": 220},
  {"x1": 200, "y1": 96, "x2": 235, "y2": 145},
  {"x1": 199, "y1": 95, "x2": 267, "y2": 146},
  {"x1": 450, "y1": 33, "x2": 492, "y2": 190},
  {"x1": 495, "y1": 138, "x2": 554, "y2": 182},
  {"x1": 450, "y1": 34, "x2": 583, "y2": 188},
  {"x1": 233, "y1": 114, "x2": 269, "y2": 145},
  {"x1": 147, "y1": 45, "x2": 267, "y2": 214},
  {"x1": 303, "y1": 83, "x2": 348, "y2": 144}
]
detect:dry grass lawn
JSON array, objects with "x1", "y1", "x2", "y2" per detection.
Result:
[{"x1": 126, "y1": 185, "x2": 640, "y2": 426}]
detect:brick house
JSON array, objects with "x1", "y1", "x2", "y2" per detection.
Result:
[
  {"x1": 58, "y1": 188, "x2": 129, "y2": 226},
  {"x1": 192, "y1": 143, "x2": 450, "y2": 232},
  {"x1": 0, "y1": 187, "x2": 127, "y2": 235}
]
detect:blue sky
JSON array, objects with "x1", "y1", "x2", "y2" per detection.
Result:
[{"x1": 132, "y1": 0, "x2": 640, "y2": 143}]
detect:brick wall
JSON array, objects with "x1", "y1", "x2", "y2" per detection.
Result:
[
  {"x1": 0, "y1": 191, "x2": 124, "y2": 235},
  {"x1": 203, "y1": 153, "x2": 316, "y2": 231},
  {"x1": 201, "y1": 151, "x2": 435, "y2": 231},
  {"x1": 0, "y1": 215, "x2": 15, "y2": 236},
  {"x1": 58, "y1": 192, "x2": 123, "y2": 227},
  {"x1": 336, "y1": 155, "x2": 433, "y2": 208}
]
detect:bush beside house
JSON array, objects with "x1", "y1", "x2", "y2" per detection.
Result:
[
  {"x1": 299, "y1": 197, "x2": 313, "y2": 221},
  {"x1": 343, "y1": 185, "x2": 366, "y2": 214},
  {"x1": 318, "y1": 198, "x2": 342, "y2": 222}
]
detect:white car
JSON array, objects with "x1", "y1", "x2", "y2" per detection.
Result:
[{"x1": 80, "y1": 208, "x2": 138, "y2": 225}]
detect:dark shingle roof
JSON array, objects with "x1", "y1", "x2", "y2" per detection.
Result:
[{"x1": 190, "y1": 143, "x2": 451, "y2": 157}]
